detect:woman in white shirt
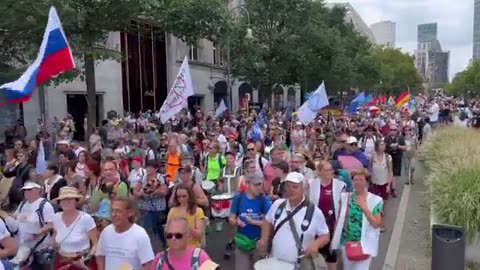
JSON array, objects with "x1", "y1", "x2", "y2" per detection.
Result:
[
  {"x1": 50, "y1": 187, "x2": 98, "y2": 270},
  {"x1": 331, "y1": 169, "x2": 383, "y2": 270}
]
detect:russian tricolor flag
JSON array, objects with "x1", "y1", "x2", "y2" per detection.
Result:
[{"x1": 0, "y1": 7, "x2": 74, "y2": 104}]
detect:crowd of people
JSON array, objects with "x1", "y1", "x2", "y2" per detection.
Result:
[{"x1": 0, "y1": 94, "x2": 471, "y2": 270}]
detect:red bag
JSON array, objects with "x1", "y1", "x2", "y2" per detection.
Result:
[{"x1": 344, "y1": 193, "x2": 370, "y2": 261}]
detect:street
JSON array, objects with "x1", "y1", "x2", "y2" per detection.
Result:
[{"x1": 204, "y1": 177, "x2": 406, "y2": 269}]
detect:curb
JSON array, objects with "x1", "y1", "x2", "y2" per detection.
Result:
[{"x1": 383, "y1": 184, "x2": 412, "y2": 270}]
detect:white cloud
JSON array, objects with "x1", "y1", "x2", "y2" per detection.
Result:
[{"x1": 326, "y1": 0, "x2": 474, "y2": 80}]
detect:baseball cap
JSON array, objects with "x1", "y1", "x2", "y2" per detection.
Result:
[
  {"x1": 284, "y1": 172, "x2": 304, "y2": 184},
  {"x1": 272, "y1": 160, "x2": 289, "y2": 173},
  {"x1": 318, "y1": 134, "x2": 326, "y2": 140},
  {"x1": 132, "y1": 157, "x2": 142, "y2": 164},
  {"x1": 57, "y1": 140, "x2": 70, "y2": 145},
  {"x1": 21, "y1": 182, "x2": 42, "y2": 190},
  {"x1": 346, "y1": 136, "x2": 358, "y2": 144}
]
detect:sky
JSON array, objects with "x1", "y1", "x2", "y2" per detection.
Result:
[{"x1": 327, "y1": 0, "x2": 474, "y2": 81}]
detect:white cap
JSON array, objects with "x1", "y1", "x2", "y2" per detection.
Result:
[
  {"x1": 346, "y1": 136, "x2": 358, "y2": 144},
  {"x1": 285, "y1": 172, "x2": 304, "y2": 184},
  {"x1": 57, "y1": 140, "x2": 70, "y2": 145},
  {"x1": 295, "y1": 121, "x2": 302, "y2": 126},
  {"x1": 21, "y1": 182, "x2": 42, "y2": 190}
]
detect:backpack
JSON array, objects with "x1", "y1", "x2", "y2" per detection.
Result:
[
  {"x1": 206, "y1": 155, "x2": 224, "y2": 170},
  {"x1": 458, "y1": 109, "x2": 468, "y2": 121},
  {"x1": 234, "y1": 192, "x2": 267, "y2": 217},
  {"x1": 273, "y1": 199, "x2": 315, "y2": 234},
  {"x1": 0, "y1": 216, "x2": 17, "y2": 237},
  {"x1": 18, "y1": 198, "x2": 52, "y2": 219},
  {"x1": 156, "y1": 247, "x2": 202, "y2": 270},
  {"x1": 258, "y1": 156, "x2": 265, "y2": 172}
]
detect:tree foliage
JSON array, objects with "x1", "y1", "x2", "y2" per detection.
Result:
[
  {"x1": 0, "y1": 0, "x2": 227, "y2": 137},
  {"x1": 445, "y1": 60, "x2": 480, "y2": 97},
  {"x1": 370, "y1": 47, "x2": 423, "y2": 95},
  {"x1": 228, "y1": 0, "x2": 381, "y2": 97}
]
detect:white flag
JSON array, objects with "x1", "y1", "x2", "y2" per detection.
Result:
[
  {"x1": 215, "y1": 99, "x2": 227, "y2": 118},
  {"x1": 159, "y1": 57, "x2": 194, "y2": 123},
  {"x1": 298, "y1": 81, "x2": 329, "y2": 125}
]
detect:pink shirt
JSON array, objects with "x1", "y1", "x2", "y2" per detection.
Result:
[
  {"x1": 263, "y1": 162, "x2": 276, "y2": 193},
  {"x1": 151, "y1": 246, "x2": 211, "y2": 270}
]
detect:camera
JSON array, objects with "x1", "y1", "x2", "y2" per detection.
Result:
[{"x1": 143, "y1": 179, "x2": 159, "y2": 194}]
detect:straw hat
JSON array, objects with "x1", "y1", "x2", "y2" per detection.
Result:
[{"x1": 53, "y1": 187, "x2": 83, "y2": 201}]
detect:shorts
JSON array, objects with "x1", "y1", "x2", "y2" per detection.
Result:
[
  {"x1": 370, "y1": 183, "x2": 389, "y2": 200},
  {"x1": 319, "y1": 232, "x2": 337, "y2": 263}
]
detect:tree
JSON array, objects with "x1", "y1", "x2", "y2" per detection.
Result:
[
  {"x1": 299, "y1": 3, "x2": 381, "y2": 95},
  {"x1": 445, "y1": 60, "x2": 480, "y2": 97},
  {"x1": 227, "y1": 0, "x2": 312, "y2": 100},
  {"x1": 0, "y1": 0, "x2": 227, "y2": 138},
  {"x1": 370, "y1": 47, "x2": 423, "y2": 95},
  {"x1": 227, "y1": 0, "x2": 382, "y2": 100}
]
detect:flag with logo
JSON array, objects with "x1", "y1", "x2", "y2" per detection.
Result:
[
  {"x1": 159, "y1": 57, "x2": 194, "y2": 123},
  {"x1": 298, "y1": 81, "x2": 329, "y2": 124}
]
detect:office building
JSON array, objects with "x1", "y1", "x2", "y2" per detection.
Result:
[
  {"x1": 325, "y1": 3, "x2": 376, "y2": 43},
  {"x1": 415, "y1": 23, "x2": 449, "y2": 86},
  {"x1": 473, "y1": 0, "x2": 480, "y2": 60},
  {"x1": 371, "y1": 21, "x2": 396, "y2": 48},
  {"x1": 418, "y1": 23, "x2": 438, "y2": 44}
]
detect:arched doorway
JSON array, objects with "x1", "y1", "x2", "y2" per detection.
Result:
[
  {"x1": 214, "y1": 81, "x2": 228, "y2": 107},
  {"x1": 238, "y1": 83, "x2": 253, "y2": 109},
  {"x1": 287, "y1": 87, "x2": 296, "y2": 107},
  {"x1": 273, "y1": 86, "x2": 284, "y2": 111}
]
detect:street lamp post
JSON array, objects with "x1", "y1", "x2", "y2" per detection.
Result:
[{"x1": 226, "y1": 5, "x2": 253, "y2": 112}]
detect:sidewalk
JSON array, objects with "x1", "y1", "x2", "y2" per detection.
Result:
[{"x1": 394, "y1": 161, "x2": 431, "y2": 270}]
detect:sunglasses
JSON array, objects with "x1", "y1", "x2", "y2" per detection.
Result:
[
  {"x1": 248, "y1": 148, "x2": 255, "y2": 151},
  {"x1": 253, "y1": 183, "x2": 263, "y2": 186},
  {"x1": 166, "y1": 232, "x2": 185, "y2": 240}
]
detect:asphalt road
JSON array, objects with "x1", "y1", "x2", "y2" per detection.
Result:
[{"x1": 205, "y1": 178, "x2": 406, "y2": 270}]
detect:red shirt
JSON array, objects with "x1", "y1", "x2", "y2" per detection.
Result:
[{"x1": 318, "y1": 182, "x2": 335, "y2": 230}]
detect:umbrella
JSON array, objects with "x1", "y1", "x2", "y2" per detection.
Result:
[{"x1": 338, "y1": 155, "x2": 364, "y2": 174}]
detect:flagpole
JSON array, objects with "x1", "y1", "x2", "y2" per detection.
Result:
[{"x1": 38, "y1": 85, "x2": 46, "y2": 121}]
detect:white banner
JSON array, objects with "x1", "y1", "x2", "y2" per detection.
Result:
[{"x1": 159, "y1": 57, "x2": 194, "y2": 123}]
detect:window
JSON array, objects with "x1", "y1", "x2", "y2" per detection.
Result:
[
  {"x1": 189, "y1": 42, "x2": 198, "y2": 61},
  {"x1": 213, "y1": 42, "x2": 224, "y2": 66}
]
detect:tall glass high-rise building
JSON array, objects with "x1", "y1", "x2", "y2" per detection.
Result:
[
  {"x1": 473, "y1": 0, "x2": 480, "y2": 60},
  {"x1": 417, "y1": 23, "x2": 438, "y2": 44}
]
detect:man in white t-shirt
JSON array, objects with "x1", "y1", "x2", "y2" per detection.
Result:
[
  {"x1": 14, "y1": 181, "x2": 55, "y2": 268},
  {"x1": 258, "y1": 172, "x2": 329, "y2": 265},
  {"x1": 96, "y1": 198, "x2": 154, "y2": 270}
]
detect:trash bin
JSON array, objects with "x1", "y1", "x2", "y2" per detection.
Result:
[{"x1": 431, "y1": 224, "x2": 465, "y2": 270}]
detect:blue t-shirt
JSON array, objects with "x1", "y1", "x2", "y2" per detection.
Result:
[
  {"x1": 95, "y1": 198, "x2": 111, "y2": 220},
  {"x1": 230, "y1": 192, "x2": 271, "y2": 240}
]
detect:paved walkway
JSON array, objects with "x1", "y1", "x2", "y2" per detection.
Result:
[{"x1": 394, "y1": 161, "x2": 431, "y2": 270}]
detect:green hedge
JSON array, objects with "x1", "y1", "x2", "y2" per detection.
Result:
[{"x1": 420, "y1": 127, "x2": 480, "y2": 240}]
